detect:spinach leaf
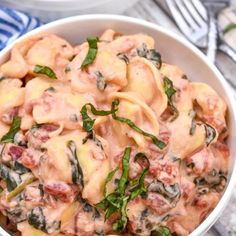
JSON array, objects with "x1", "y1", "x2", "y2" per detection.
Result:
[
  {"x1": 111, "y1": 99, "x2": 166, "y2": 149},
  {"x1": 189, "y1": 110, "x2": 197, "y2": 136},
  {"x1": 34, "y1": 65, "x2": 57, "y2": 79},
  {"x1": 12, "y1": 161, "x2": 29, "y2": 175},
  {"x1": 148, "y1": 180, "x2": 180, "y2": 203},
  {"x1": 117, "y1": 53, "x2": 129, "y2": 64},
  {"x1": 137, "y1": 43, "x2": 162, "y2": 69},
  {"x1": 1, "y1": 116, "x2": 21, "y2": 143},
  {"x1": 81, "y1": 37, "x2": 99, "y2": 69},
  {"x1": 151, "y1": 226, "x2": 173, "y2": 236},
  {"x1": 0, "y1": 163, "x2": 21, "y2": 191},
  {"x1": 94, "y1": 71, "x2": 107, "y2": 91},
  {"x1": 67, "y1": 140, "x2": 84, "y2": 187},
  {"x1": 204, "y1": 123, "x2": 216, "y2": 146},
  {"x1": 163, "y1": 77, "x2": 179, "y2": 121},
  {"x1": 28, "y1": 207, "x2": 61, "y2": 234}
]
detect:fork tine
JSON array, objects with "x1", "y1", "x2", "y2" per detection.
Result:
[
  {"x1": 174, "y1": 0, "x2": 200, "y2": 30},
  {"x1": 182, "y1": 0, "x2": 207, "y2": 27},
  {"x1": 166, "y1": 0, "x2": 193, "y2": 36},
  {"x1": 192, "y1": 0, "x2": 208, "y2": 21}
]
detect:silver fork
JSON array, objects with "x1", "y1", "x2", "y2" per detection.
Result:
[
  {"x1": 201, "y1": 0, "x2": 230, "y2": 62},
  {"x1": 166, "y1": 0, "x2": 236, "y2": 63}
]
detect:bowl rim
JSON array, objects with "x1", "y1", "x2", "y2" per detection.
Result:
[{"x1": 0, "y1": 14, "x2": 235, "y2": 236}]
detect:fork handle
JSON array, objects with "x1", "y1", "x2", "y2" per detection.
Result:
[
  {"x1": 206, "y1": 10, "x2": 218, "y2": 63},
  {"x1": 219, "y1": 43, "x2": 236, "y2": 63}
]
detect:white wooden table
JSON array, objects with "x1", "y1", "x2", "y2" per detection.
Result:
[{"x1": 124, "y1": 1, "x2": 236, "y2": 235}]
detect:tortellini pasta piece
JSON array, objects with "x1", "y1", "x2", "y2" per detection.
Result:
[
  {"x1": 0, "y1": 79, "x2": 25, "y2": 116},
  {"x1": 41, "y1": 131, "x2": 110, "y2": 204},
  {"x1": 167, "y1": 112, "x2": 205, "y2": 159},
  {"x1": 124, "y1": 57, "x2": 168, "y2": 116},
  {"x1": 191, "y1": 82, "x2": 227, "y2": 133}
]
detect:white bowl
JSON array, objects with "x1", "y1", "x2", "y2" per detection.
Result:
[
  {"x1": 0, "y1": 0, "x2": 140, "y2": 22},
  {"x1": 0, "y1": 15, "x2": 235, "y2": 236}
]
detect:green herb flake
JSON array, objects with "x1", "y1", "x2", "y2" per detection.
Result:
[
  {"x1": 81, "y1": 37, "x2": 99, "y2": 69},
  {"x1": 163, "y1": 77, "x2": 179, "y2": 121},
  {"x1": 152, "y1": 226, "x2": 173, "y2": 236},
  {"x1": 34, "y1": 65, "x2": 57, "y2": 79},
  {"x1": 223, "y1": 23, "x2": 236, "y2": 35},
  {"x1": 1, "y1": 116, "x2": 21, "y2": 143}
]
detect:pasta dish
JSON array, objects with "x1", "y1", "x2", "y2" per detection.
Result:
[{"x1": 0, "y1": 29, "x2": 229, "y2": 236}]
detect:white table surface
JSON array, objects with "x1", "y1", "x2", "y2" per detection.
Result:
[{"x1": 124, "y1": 0, "x2": 236, "y2": 235}]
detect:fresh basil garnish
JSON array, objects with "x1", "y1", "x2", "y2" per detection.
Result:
[
  {"x1": 104, "y1": 167, "x2": 119, "y2": 197},
  {"x1": 34, "y1": 65, "x2": 57, "y2": 79},
  {"x1": 80, "y1": 100, "x2": 166, "y2": 149},
  {"x1": 81, "y1": 36, "x2": 99, "y2": 69},
  {"x1": 223, "y1": 23, "x2": 236, "y2": 35},
  {"x1": 204, "y1": 123, "x2": 216, "y2": 146},
  {"x1": 96, "y1": 148, "x2": 149, "y2": 233},
  {"x1": 111, "y1": 99, "x2": 166, "y2": 149},
  {"x1": 151, "y1": 226, "x2": 173, "y2": 236},
  {"x1": 1, "y1": 116, "x2": 21, "y2": 143},
  {"x1": 80, "y1": 103, "x2": 116, "y2": 133},
  {"x1": 163, "y1": 77, "x2": 179, "y2": 121}
]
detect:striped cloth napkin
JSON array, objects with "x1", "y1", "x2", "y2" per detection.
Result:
[{"x1": 0, "y1": 7, "x2": 41, "y2": 50}]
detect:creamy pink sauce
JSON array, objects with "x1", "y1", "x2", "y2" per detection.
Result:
[{"x1": 0, "y1": 29, "x2": 229, "y2": 236}]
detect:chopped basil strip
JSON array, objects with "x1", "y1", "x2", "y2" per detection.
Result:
[
  {"x1": 96, "y1": 148, "x2": 149, "y2": 233},
  {"x1": 67, "y1": 140, "x2": 84, "y2": 187},
  {"x1": 137, "y1": 43, "x2": 162, "y2": 69},
  {"x1": 111, "y1": 99, "x2": 166, "y2": 149},
  {"x1": 80, "y1": 103, "x2": 116, "y2": 133},
  {"x1": 34, "y1": 65, "x2": 57, "y2": 79},
  {"x1": 223, "y1": 23, "x2": 236, "y2": 35},
  {"x1": 163, "y1": 77, "x2": 179, "y2": 121},
  {"x1": 80, "y1": 100, "x2": 166, "y2": 149},
  {"x1": 112, "y1": 195, "x2": 129, "y2": 233},
  {"x1": 151, "y1": 226, "x2": 173, "y2": 236},
  {"x1": 117, "y1": 53, "x2": 129, "y2": 64},
  {"x1": 104, "y1": 167, "x2": 119, "y2": 196},
  {"x1": 1, "y1": 116, "x2": 21, "y2": 143},
  {"x1": 204, "y1": 123, "x2": 216, "y2": 146},
  {"x1": 81, "y1": 36, "x2": 99, "y2": 69},
  {"x1": 94, "y1": 71, "x2": 107, "y2": 91}
]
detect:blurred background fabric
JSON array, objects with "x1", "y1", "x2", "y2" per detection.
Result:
[{"x1": 0, "y1": 7, "x2": 41, "y2": 50}]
